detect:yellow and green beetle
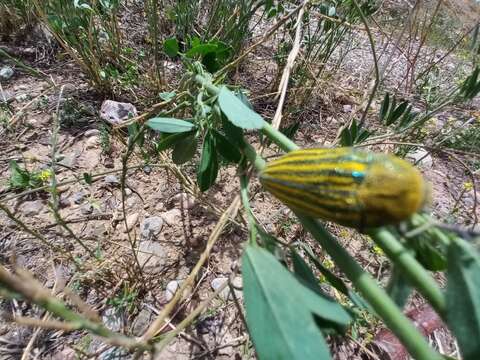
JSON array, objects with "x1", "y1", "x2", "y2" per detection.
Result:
[{"x1": 260, "y1": 147, "x2": 429, "y2": 229}]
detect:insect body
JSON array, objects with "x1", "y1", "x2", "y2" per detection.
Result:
[{"x1": 260, "y1": 147, "x2": 428, "y2": 229}]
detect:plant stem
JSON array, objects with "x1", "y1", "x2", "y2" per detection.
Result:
[
  {"x1": 297, "y1": 216, "x2": 442, "y2": 360},
  {"x1": 368, "y1": 228, "x2": 446, "y2": 315}
]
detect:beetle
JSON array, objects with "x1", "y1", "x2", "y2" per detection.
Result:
[{"x1": 260, "y1": 147, "x2": 429, "y2": 229}]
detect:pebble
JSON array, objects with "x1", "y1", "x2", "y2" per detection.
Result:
[
  {"x1": 343, "y1": 104, "x2": 352, "y2": 113},
  {"x1": 211, "y1": 277, "x2": 243, "y2": 301},
  {"x1": 0, "y1": 66, "x2": 14, "y2": 80},
  {"x1": 140, "y1": 216, "x2": 164, "y2": 238},
  {"x1": 19, "y1": 200, "x2": 44, "y2": 216},
  {"x1": 102, "y1": 308, "x2": 123, "y2": 332},
  {"x1": 104, "y1": 175, "x2": 120, "y2": 186},
  {"x1": 72, "y1": 191, "x2": 87, "y2": 205},
  {"x1": 131, "y1": 308, "x2": 152, "y2": 336},
  {"x1": 84, "y1": 129, "x2": 100, "y2": 137},
  {"x1": 15, "y1": 93, "x2": 29, "y2": 102},
  {"x1": 406, "y1": 149, "x2": 433, "y2": 168},
  {"x1": 138, "y1": 240, "x2": 167, "y2": 269},
  {"x1": 165, "y1": 280, "x2": 181, "y2": 302},
  {"x1": 123, "y1": 213, "x2": 139, "y2": 232},
  {"x1": 100, "y1": 100, "x2": 138, "y2": 125},
  {"x1": 161, "y1": 208, "x2": 182, "y2": 226},
  {"x1": 85, "y1": 136, "x2": 99, "y2": 149},
  {"x1": 172, "y1": 192, "x2": 195, "y2": 210}
]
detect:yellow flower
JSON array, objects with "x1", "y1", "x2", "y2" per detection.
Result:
[
  {"x1": 38, "y1": 169, "x2": 52, "y2": 182},
  {"x1": 464, "y1": 182, "x2": 473, "y2": 191},
  {"x1": 372, "y1": 245, "x2": 384, "y2": 256}
]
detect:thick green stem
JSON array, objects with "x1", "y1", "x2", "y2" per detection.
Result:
[
  {"x1": 298, "y1": 216, "x2": 442, "y2": 360},
  {"x1": 368, "y1": 228, "x2": 446, "y2": 316}
]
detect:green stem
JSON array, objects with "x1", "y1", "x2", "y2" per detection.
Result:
[
  {"x1": 368, "y1": 228, "x2": 446, "y2": 315},
  {"x1": 297, "y1": 216, "x2": 442, "y2": 360}
]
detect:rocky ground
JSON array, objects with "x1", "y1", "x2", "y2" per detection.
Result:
[{"x1": 1, "y1": 3, "x2": 479, "y2": 359}]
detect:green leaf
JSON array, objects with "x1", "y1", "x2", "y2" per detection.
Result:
[
  {"x1": 186, "y1": 43, "x2": 218, "y2": 57},
  {"x1": 303, "y1": 244, "x2": 371, "y2": 311},
  {"x1": 83, "y1": 172, "x2": 93, "y2": 185},
  {"x1": 163, "y1": 37, "x2": 179, "y2": 58},
  {"x1": 202, "y1": 51, "x2": 220, "y2": 73},
  {"x1": 380, "y1": 93, "x2": 390, "y2": 122},
  {"x1": 386, "y1": 267, "x2": 412, "y2": 308},
  {"x1": 9, "y1": 160, "x2": 30, "y2": 189},
  {"x1": 147, "y1": 118, "x2": 196, "y2": 133},
  {"x1": 340, "y1": 126, "x2": 352, "y2": 146},
  {"x1": 243, "y1": 246, "x2": 351, "y2": 360},
  {"x1": 212, "y1": 130, "x2": 241, "y2": 163},
  {"x1": 221, "y1": 114, "x2": 244, "y2": 146},
  {"x1": 156, "y1": 131, "x2": 194, "y2": 152},
  {"x1": 218, "y1": 87, "x2": 263, "y2": 129},
  {"x1": 446, "y1": 239, "x2": 480, "y2": 360},
  {"x1": 291, "y1": 249, "x2": 327, "y2": 297},
  {"x1": 387, "y1": 100, "x2": 409, "y2": 126},
  {"x1": 159, "y1": 91, "x2": 176, "y2": 101},
  {"x1": 197, "y1": 132, "x2": 218, "y2": 191},
  {"x1": 172, "y1": 135, "x2": 197, "y2": 165}
]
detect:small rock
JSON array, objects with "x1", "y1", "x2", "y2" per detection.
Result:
[
  {"x1": 140, "y1": 216, "x2": 164, "y2": 238},
  {"x1": 0, "y1": 66, "x2": 14, "y2": 81},
  {"x1": 123, "y1": 213, "x2": 139, "y2": 232},
  {"x1": 125, "y1": 188, "x2": 132, "y2": 196},
  {"x1": 25, "y1": 118, "x2": 38, "y2": 127},
  {"x1": 102, "y1": 308, "x2": 123, "y2": 332},
  {"x1": 80, "y1": 204, "x2": 94, "y2": 215},
  {"x1": 0, "y1": 90, "x2": 15, "y2": 104},
  {"x1": 131, "y1": 308, "x2": 152, "y2": 336},
  {"x1": 407, "y1": 149, "x2": 433, "y2": 168},
  {"x1": 84, "y1": 129, "x2": 100, "y2": 137},
  {"x1": 19, "y1": 200, "x2": 44, "y2": 216},
  {"x1": 165, "y1": 280, "x2": 181, "y2": 302},
  {"x1": 57, "y1": 152, "x2": 78, "y2": 168},
  {"x1": 52, "y1": 348, "x2": 76, "y2": 360},
  {"x1": 343, "y1": 104, "x2": 352, "y2": 113},
  {"x1": 138, "y1": 240, "x2": 167, "y2": 269},
  {"x1": 172, "y1": 192, "x2": 195, "y2": 210},
  {"x1": 72, "y1": 191, "x2": 88, "y2": 205},
  {"x1": 85, "y1": 136, "x2": 99, "y2": 149},
  {"x1": 211, "y1": 277, "x2": 243, "y2": 301},
  {"x1": 104, "y1": 175, "x2": 120, "y2": 186},
  {"x1": 100, "y1": 100, "x2": 138, "y2": 125},
  {"x1": 161, "y1": 208, "x2": 182, "y2": 226},
  {"x1": 15, "y1": 93, "x2": 29, "y2": 102}
]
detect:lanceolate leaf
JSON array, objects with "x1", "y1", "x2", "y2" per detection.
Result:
[
  {"x1": 163, "y1": 37, "x2": 179, "y2": 58},
  {"x1": 172, "y1": 135, "x2": 197, "y2": 164},
  {"x1": 197, "y1": 132, "x2": 218, "y2": 191},
  {"x1": 380, "y1": 93, "x2": 390, "y2": 122},
  {"x1": 446, "y1": 238, "x2": 480, "y2": 360},
  {"x1": 147, "y1": 118, "x2": 196, "y2": 133},
  {"x1": 242, "y1": 245, "x2": 351, "y2": 360},
  {"x1": 218, "y1": 87, "x2": 263, "y2": 129}
]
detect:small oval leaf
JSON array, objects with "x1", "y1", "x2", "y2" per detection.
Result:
[
  {"x1": 147, "y1": 118, "x2": 196, "y2": 133},
  {"x1": 172, "y1": 135, "x2": 197, "y2": 164},
  {"x1": 218, "y1": 87, "x2": 263, "y2": 129}
]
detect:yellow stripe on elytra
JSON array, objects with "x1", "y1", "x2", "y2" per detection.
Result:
[
  {"x1": 266, "y1": 148, "x2": 353, "y2": 166},
  {"x1": 264, "y1": 161, "x2": 368, "y2": 176},
  {"x1": 263, "y1": 173, "x2": 357, "y2": 186},
  {"x1": 263, "y1": 181, "x2": 358, "y2": 209},
  {"x1": 264, "y1": 183, "x2": 361, "y2": 224}
]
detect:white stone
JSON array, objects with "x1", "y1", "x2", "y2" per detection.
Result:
[
  {"x1": 140, "y1": 216, "x2": 164, "y2": 238},
  {"x1": 85, "y1": 136, "x2": 99, "y2": 149},
  {"x1": 138, "y1": 240, "x2": 166, "y2": 269},
  {"x1": 84, "y1": 129, "x2": 100, "y2": 137},
  {"x1": 161, "y1": 208, "x2": 182, "y2": 226},
  {"x1": 165, "y1": 280, "x2": 181, "y2": 302},
  {"x1": 211, "y1": 276, "x2": 243, "y2": 301},
  {"x1": 0, "y1": 66, "x2": 14, "y2": 80},
  {"x1": 19, "y1": 200, "x2": 44, "y2": 216},
  {"x1": 123, "y1": 213, "x2": 139, "y2": 232},
  {"x1": 100, "y1": 100, "x2": 137, "y2": 125}
]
